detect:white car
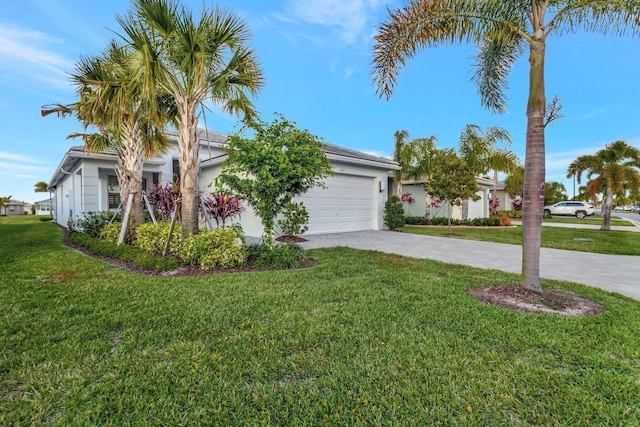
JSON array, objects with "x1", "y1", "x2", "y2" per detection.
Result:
[{"x1": 543, "y1": 201, "x2": 595, "y2": 219}]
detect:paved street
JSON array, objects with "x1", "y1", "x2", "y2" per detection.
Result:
[{"x1": 300, "y1": 226, "x2": 640, "y2": 301}]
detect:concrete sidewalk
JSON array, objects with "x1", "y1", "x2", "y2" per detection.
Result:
[{"x1": 300, "y1": 231, "x2": 640, "y2": 301}]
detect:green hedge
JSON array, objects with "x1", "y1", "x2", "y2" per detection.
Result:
[
  {"x1": 499, "y1": 209, "x2": 523, "y2": 218},
  {"x1": 69, "y1": 232, "x2": 181, "y2": 271}
]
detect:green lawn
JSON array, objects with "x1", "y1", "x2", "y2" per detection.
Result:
[
  {"x1": 401, "y1": 224, "x2": 640, "y2": 255},
  {"x1": 542, "y1": 215, "x2": 634, "y2": 226},
  {"x1": 2, "y1": 216, "x2": 640, "y2": 425}
]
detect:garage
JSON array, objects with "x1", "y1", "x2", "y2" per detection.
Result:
[{"x1": 296, "y1": 173, "x2": 375, "y2": 234}]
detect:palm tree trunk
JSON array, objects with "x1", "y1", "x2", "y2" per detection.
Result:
[
  {"x1": 521, "y1": 37, "x2": 546, "y2": 294},
  {"x1": 121, "y1": 122, "x2": 146, "y2": 233},
  {"x1": 492, "y1": 169, "x2": 499, "y2": 215},
  {"x1": 177, "y1": 97, "x2": 201, "y2": 239},
  {"x1": 601, "y1": 187, "x2": 613, "y2": 231}
]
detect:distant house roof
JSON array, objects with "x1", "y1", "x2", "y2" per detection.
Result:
[
  {"x1": 34, "y1": 198, "x2": 53, "y2": 205},
  {"x1": 7, "y1": 200, "x2": 25, "y2": 206}
]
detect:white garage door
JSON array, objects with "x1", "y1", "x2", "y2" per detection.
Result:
[
  {"x1": 467, "y1": 191, "x2": 487, "y2": 219},
  {"x1": 296, "y1": 174, "x2": 375, "y2": 234}
]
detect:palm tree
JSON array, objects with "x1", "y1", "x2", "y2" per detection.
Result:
[
  {"x1": 458, "y1": 124, "x2": 517, "y2": 213},
  {"x1": 119, "y1": 0, "x2": 264, "y2": 238},
  {"x1": 34, "y1": 181, "x2": 48, "y2": 193},
  {"x1": 43, "y1": 41, "x2": 170, "y2": 232},
  {"x1": 371, "y1": 1, "x2": 640, "y2": 293},
  {"x1": 567, "y1": 141, "x2": 640, "y2": 231},
  {"x1": 392, "y1": 130, "x2": 413, "y2": 196}
]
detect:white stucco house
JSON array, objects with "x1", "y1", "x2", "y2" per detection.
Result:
[
  {"x1": 390, "y1": 176, "x2": 494, "y2": 220},
  {"x1": 48, "y1": 130, "x2": 399, "y2": 238}
]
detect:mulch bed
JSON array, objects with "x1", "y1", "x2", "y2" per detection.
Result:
[{"x1": 468, "y1": 283, "x2": 604, "y2": 317}]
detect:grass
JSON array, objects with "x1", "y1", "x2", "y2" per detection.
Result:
[
  {"x1": 2, "y1": 216, "x2": 640, "y2": 425},
  {"x1": 541, "y1": 215, "x2": 634, "y2": 226},
  {"x1": 400, "y1": 224, "x2": 640, "y2": 255}
]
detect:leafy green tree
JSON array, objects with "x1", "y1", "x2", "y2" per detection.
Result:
[
  {"x1": 504, "y1": 164, "x2": 524, "y2": 200},
  {"x1": 34, "y1": 181, "x2": 48, "y2": 193},
  {"x1": 567, "y1": 140, "x2": 640, "y2": 231},
  {"x1": 544, "y1": 181, "x2": 568, "y2": 205},
  {"x1": 120, "y1": 0, "x2": 264, "y2": 238},
  {"x1": 217, "y1": 115, "x2": 332, "y2": 244},
  {"x1": 425, "y1": 149, "x2": 480, "y2": 233},
  {"x1": 458, "y1": 124, "x2": 518, "y2": 209},
  {"x1": 371, "y1": 0, "x2": 640, "y2": 293}
]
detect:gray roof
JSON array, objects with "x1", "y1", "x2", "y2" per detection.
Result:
[{"x1": 322, "y1": 142, "x2": 396, "y2": 167}]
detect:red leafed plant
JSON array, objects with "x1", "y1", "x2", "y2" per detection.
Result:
[
  {"x1": 201, "y1": 193, "x2": 245, "y2": 228},
  {"x1": 489, "y1": 198, "x2": 501, "y2": 216},
  {"x1": 401, "y1": 192, "x2": 415, "y2": 205},
  {"x1": 148, "y1": 182, "x2": 181, "y2": 220},
  {"x1": 511, "y1": 198, "x2": 523, "y2": 211}
]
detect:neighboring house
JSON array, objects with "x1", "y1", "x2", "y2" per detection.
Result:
[
  {"x1": 34, "y1": 198, "x2": 53, "y2": 215},
  {"x1": 492, "y1": 181, "x2": 519, "y2": 212},
  {"x1": 49, "y1": 130, "x2": 399, "y2": 237},
  {"x1": 1, "y1": 200, "x2": 25, "y2": 215},
  {"x1": 390, "y1": 176, "x2": 494, "y2": 220}
]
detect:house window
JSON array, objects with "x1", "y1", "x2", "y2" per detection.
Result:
[
  {"x1": 108, "y1": 175, "x2": 120, "y2": 209},
  {"x1": 172, "y1": 159, "x2": 180, "y2": 183},
  {"x1": 9, "y1": 205, "x2": 15, "y2": 213}
]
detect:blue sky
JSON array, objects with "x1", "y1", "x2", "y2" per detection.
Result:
[{"x1": 1, "y1": 0, "x2": 639, "y2": 204}]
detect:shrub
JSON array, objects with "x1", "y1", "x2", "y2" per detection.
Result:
[
  {"x1": 471, "y1": 217, "x2": 501, "y2": 226},
  {"x1": 148, "y1": 182, "x2": 181, "y2": 221},
  {"x1": 278, "y1": 202, "x2": 309, "y2": 236},
  {"x1": 248, "y1": 242, "x2": 308, "y2": 269},
  {"x1": 405, "y1": 216, "x2": 429, "y2": 225},
  {"x1": 201, "y1": 193, "x2": 245, "y2": 228},
  {"x1": 101, "y1": 222, "x2": 122, "y2": 243},
  {"x1": 180, "y1": 228, "x2": 246, "y2": 270},
  {"x1": 384, "y1": 196, "x2": 405, "y2": 230},
  {"x1": 500, "y1": 215, "x2": 512, "y2": 226},
  {"x1": 69, "y1": 233, "x2": 181, "y2": 271},
  {"x1": 73, "y1": 211, "x2": 121, "y2": 238},
  {"x1": 431, "y1": 217, "x2": 457, "y2": 226},
  {"x1": 135, "y1": 221, "x2": 183, "y2": 255},
  {"x1": 499, "y1": 209, "x2": 522, "y2": 218}
]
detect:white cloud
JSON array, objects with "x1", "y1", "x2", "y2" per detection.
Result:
[
  {"x1": 0, "y1": 151, "x2": 44, "y2": 164},
  {"x1": 280, "y1": 0, "x2": 385, "y2": 44},
  {"x1": 0, "y1": 162, "x2": 48, "y2": 172},
  {"x1": 0, "y1": 24, "x2": 73, "y2": 88}
]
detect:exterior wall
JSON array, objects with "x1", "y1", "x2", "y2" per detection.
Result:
[
  {"x1": 51, "y1": 141, "x2": 393, "y2": 237},
  {"x1": 3, "y1": 202, "x2": 25, "y2": 215},
  {"x1": 200, "y1": 159, "x2": 391, "y2": 238},
  {"x1": 391, "y1": 181, "x2": 490, "y2": 220}
]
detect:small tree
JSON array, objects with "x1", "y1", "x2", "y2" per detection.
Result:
[
  {"x1": 0, "y1": 195, "x2": 11, "y2": 215},
  {"x1": 217, "y1": 114, "x2": 332, "y2": 244},
  {"x1": 277, "y1": 202, "x2": 309, "y2": 237},
  {"x1": 544, "y1": 181, "x2": 568, "y2": 205},
  {"x1": 384, "y1": 195, "x2": 405, "y2": 230},
  {"x1": 425, "y1": 150, "x2": 480, "y2": 233}
]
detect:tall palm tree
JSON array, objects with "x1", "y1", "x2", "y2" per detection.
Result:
[
  {"x1": 458, "y1": 124, "x2": 517, "y2": 212},
  {"x1": 371, "y1": 1, "x2": 640, "y2": 293},
  {"x1": 43, "y1": 41, "x2": 170, "y2": 232},
  {"x1": 119, "y1": 0, "x2": 264, "y2": 238},
  {"x1": 392, "y1": 130, "x2": 413, "y2": 196},
  {"x1": 567, "y1": 140, "x2": 640, "y2": 231}
]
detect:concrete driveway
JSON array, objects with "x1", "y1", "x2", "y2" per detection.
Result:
[{"x1": 300, "y1": 230, "x2": 640, "y2": 301}]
